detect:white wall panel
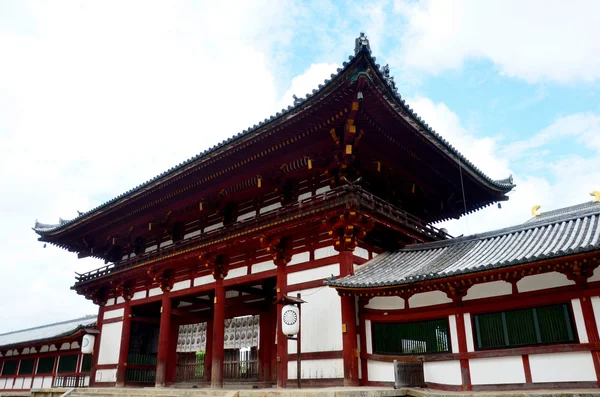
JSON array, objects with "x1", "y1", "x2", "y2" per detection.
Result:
[
  {"x1": 365, "y1": 319, "x2": 373, "y2": 354},
  {"x1": 287, "y1": 287, "x2": 342, "y2": 354},
  {"x1": 95, "y1": 368, "x2": 117, "y2": 383},
  {"x1": 424, "y1": 361, "x2": 462, "y2": 385},
  {"x1": 365, "y1": 296, "x2": 404, "y2": 310},
  {"x1": 530, "y1": 352, "x2": 596, "y2": 382},
  {"x1": 225, "y1": 266, "x2": 247, "y2": 280},
  {"x1": 571, "y1": 298, "x2": 589, "y2": 343},
  {"x1": 251, "y1": 260, "x2": 276, "y2": 274},
  {"x1": 4, "y1": 377, "x2": 14, "y2": 389},
  {"x1": 260, "y1": 202, "x2": 281, "y2": 214},
  {"x1": 13, "y1": 378, "x2": 23, "y2": 389},
  {"x1": 289, "y1": 252, "x2": 310, "y2": 266},
  {"x1": 464, "y1": 313, "x2": 475, "y2": 352},
  {"x1": 41, "y1": 376, "x2": 53, "y2": 388},
  {"x1": 589, "y1": 267, "x2": 600, "y2": 282},
  {"x1": 0, "y1": 379, "x2": 6, "y2": 389},
  {"x1": 409, "y1": 291, "x2": 452, "y2": 308},
  {"x1": 592, "y1": 296, "x2": 600, "y2": 335},
  {"x1": 314, "y1": 246, "x2": 336, "y2": 260},
  {"x1": 204, "y1": 222, "x2": 223, "y2": 232},
  {"x1": 103, "y1": 308, "x2": 124, "y2": 320},
  {"x1": 116, "y1": 297, "x2": 125, "y2": 304},
  {"x1": 470, "y1": 356, "x2": 525, "y2": 385},
  {"x1": 148, "y1": 287, "x2": 162, "y2": 297},
  {"x1": 194, "y1": 275, "x2": 214, "y2": 286},
  {"x1": 105, "y1": 298, "x2": 115, "y2": 306},
  {"x1": 367, "y1": 360, "x2": 394, "y2": 382},
  {"x1": 237, "y1": 210, "x2": 256, "y2": 221},
  {"x1": 32, "y1": 377, "x2": 43, "y2": 389},
  {"x1": 288, "y1": 358, "x2": 343, "y2": 379},
  {"x1": 354, "y1": 247, "x2": 369, "y2": 259},
  {"x1": 97, "y1": 322, "x2": 123, "y2": 365},
  {"x1": 21, "y1": 377, "x2": 32, "y2": 389},
  {"x1": 448, "y1": 315, "x2": 459, "y2": 353},
  {"x1": 464, "y1": 281, "x2": 511, "y2": 301},
  {"x1": 288, "y1": 263, "x2": 339, "y2": 286},
  {"x1": 132, "y1": 290, "x2": 146, "y2": 301},
  {"x1": 517, "y1": 272, "x2": 574, "y2": 293},
  {"x1": 298, "y1": 192, "x2": 312, "y2": 201},
  {"x1": 315, "y1": 186, "x2": 331, "y2": 195},
  {"x1": 172, "y1": 280, "x2": 191, "y2": 292}
]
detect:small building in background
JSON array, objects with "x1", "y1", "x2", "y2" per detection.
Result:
[{"x1": 0, "y1": 316, "x2": 96, "y2": 392}]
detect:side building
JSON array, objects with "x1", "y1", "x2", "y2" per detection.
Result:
[
  {"x1": 0, "y1": 316, "x2": 96, "y2": 392},
  {"x1": 32, "y1": 33, "x2": 515, "y2": 389},
  {"x1": 329, "y1": 198, "x2": 600, "y2": 391}
]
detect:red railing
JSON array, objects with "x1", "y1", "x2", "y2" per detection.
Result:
[{"x1": 75, "y1": 185, "x2": 450, "y2": 284}]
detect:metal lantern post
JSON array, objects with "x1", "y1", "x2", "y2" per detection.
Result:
[{"x1": 275, "y1": 293, "x2": 306, "y2": 388}]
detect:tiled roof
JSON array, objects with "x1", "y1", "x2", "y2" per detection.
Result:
[
  {"x1": 525, "y1": 200, "x2": 600, "y2": 225},
  {"x1": 0, "y1": 315, "x2": 96, "y2": 348},
  {"x1": 33, "y1": 32, "x2": 513, "y2": 235},
  {"x1": 329, "y1": 200, "x2": 600, "y2": 289}
]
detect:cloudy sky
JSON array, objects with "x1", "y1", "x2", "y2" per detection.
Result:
[{"x1": 1, "y1": 0, "x2": 599, "y2": 332}]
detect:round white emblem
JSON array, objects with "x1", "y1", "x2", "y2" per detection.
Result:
[{"x1": 283, "y1": 309, "x2": 298, "y2": 325}]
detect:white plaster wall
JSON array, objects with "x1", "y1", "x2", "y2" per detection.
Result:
[
  {"x1": 448, "y1": 315, "x2": 459, "y2": 353},
  {"x1": 354, "y1": 247, "x2": 369, "y2": 259},
  {"x1": 116, "y1": 297, "x2": 125, "y2": 304},
  {"x1": 367, "y1": 360, "x2": 394, "y2": 382},
  {"x1": 315, "y1": 186, "x2": 331, "y2": 195},
  {"x1": 95, "y1": 368, "x2": 117, "y2": 383},
  {"x1": 365, "y1": 296, "x2": 404, "y2": 310},
  {"x1": 3, "y1": 378, "x2": 13, "y2": 389},
  {"x1": 289, "y1": 252, "x2": 310, "y2": 266},
  {"x1": 172, "y1": 280, "x2": 191, "y2": 292},
  {"x1": 288, "y1": 358, "x2": 343, "y2": 379},
  {"x1": 60, "y1": 342, "x2": 70, "y2": 350},
  {"x1": 571, "y1": 298, "x2": 589, "y2": 343},
  {"x1": 423, "y1": 361, "x2": 462, "y2": 385},
  {"x1": 464, "y1": 281, "x2": 512, "y2": 301},
  {"x1": 314, "y1": 246, "x2": 336, "y2": 260},
  {"x1": 288, "y1": 263, "x2": 339, "y2": 285},
  {"x1": 225, "y1": 266, "x2": 247, "y2": 280},
  {"x1": 589, "y1": 267, "x2": 600, "y2": 282},
  {"x1": 260, "y1": 202, "x2": 281, "y2": 214},
  {"x1": 184, "y1": 229, "x2": 202, "y2": 239},
  {"x1": 409, "y1": 291, "x2": 452, "y2": 308},
  {"x1": 194, "y1": 275, "x2": 214, "y2": 286},
  {"x1": 0, "y1": 379, "x2": 6, "y2": 389},
  {"x1": 365, "y1": 319, "x2": 373, "y2": 354},
  {"x1": 592, "y1": 296, "x2": 600, "y2": 336},
  {"x1": 470, "y1": 356, "x2": 525, "y2": 385},
  {"x1": 252, "y1": 260, "x2": 277, "y2": 274},
  {"x1": 97, "y1": 321, "x2": 123, "y2": 365},
  {"x1": 40, "y1": 345, "x2": 49, "y2": 353},
  {"x1": 287, "y1": 287, "x2": 342, "y2": 354},
  {"x1": 530, "y1": 352, "x2": 596, "y2": 382},
  {"x1": 41, "y1": 376, "x2": 52, "y2": 388},
  {"x1": 103, "y1": 308, "x2": 124, "y2": 320},
  {"x1": 148, "y1": 287, "x2": 162, "y2": 297},
  {"x1": 132, "y1": 290, "x2": 146, "y2": 301},
  {"x1": 464, "y1": 313, "x2": 475, "y2": 352},
  {"x1": 83, "y1": 375, "x2": 90, "y2": 387},
  {"x1": 517, "y1": 272, "x2": 575, "y2": 293},
  {"x1": 21, "y1": 377, "x2": 32, "y2": 389},
  {"x1": 204, "y1": 222, "x2": 223, "y2": 232},
  {"x1": 298, "y1": 192, "x2": 312, "y2": 201},
  {"x1": 237, "y1": 210, "x2": 256, "y2": 221},
  {"x1": 105, "y1": 298, "x2": 115, "y2": 306},
  {"x1": 32, "y1": 377, "x2": 43, "y2": 389},
  {"x1": 13, "y1": 378, "x2": 23, "y2": 389}
]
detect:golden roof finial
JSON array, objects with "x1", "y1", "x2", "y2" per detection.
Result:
[
  {"x1": 591, "y1": 191, "x2": 600, "y2": 203},
  {"x1": 531, "y1": 204, "x2": 541, "y2": 216}
]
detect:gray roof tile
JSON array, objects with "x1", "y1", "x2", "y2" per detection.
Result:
[
  {"x1": 329, "y1": 200, "x2": 600, "y2": 289},
  {"x1": 0, "y1": 315, "x2": 96, "y2": 348}
]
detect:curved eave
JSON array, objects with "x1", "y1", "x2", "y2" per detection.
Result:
[
  {"x1": 33, "y1": 36, "x2": 513, "y2": 238},
  {"x1": 0, "y1": 324, "x2": 95, "y2": 351}
]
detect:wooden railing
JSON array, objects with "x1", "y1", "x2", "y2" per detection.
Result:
[
  {"x1": 176, "y1": 353, "x2": 205, "y2": 382},
  {"x1": 223, "y1": 348, "x2": 259, "y2": 381},
  {"x1": 75, "y1": 185, "x2": 450, "y2": 284},
  {"x1": 52, "y1": 373, "x2": 88, "y2": 388}
]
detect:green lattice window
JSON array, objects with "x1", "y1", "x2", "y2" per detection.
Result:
[
  {"x1": 81, "y1": 355, "x2": 92, "y2": 372},
  {"x1": 372, "y1": 318, "x2": 450, "y2": 355},
  {"x1": 473, "y1": 303, "x2": 577, "y2": 350},
  {"x1": 1, "y1": 360, "x2": 17, "y2": 375},
  {"x1": 18, "y1": 359, "x2": 35, "y2": 374},
  {"x1": 36, "y1": 357, "x2": 55, "y2": 374},
  {"x1": 58, "y1": 355, "x2": 78, "y2": 373}
]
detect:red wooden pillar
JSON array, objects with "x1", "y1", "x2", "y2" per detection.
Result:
[
  {"x1": 455, "y1": 312, "x2": 472, "y2": 391},
  {"x1": 90, "y1": 304, "x2": 105, "y2": 387},
  {"x1": 204, "y1": 318, "x2": 213, "y2": 382},
  {"x1": 259, "y1": 307, "x2": 272, "y2": 387},
  {"x1": 155, "y1": 292, "x2": 172, "y2": 387},
  {"x1": 211, "y1": 277, "x2": 226, "y2": 388},
  {"x1": 167, "y1": 319, "x2": 179, "y2": 384},
  {"x1": 358, "y1": 298, "x2": 369, "y2": 385},
  {"x1": 116, "y1": 299, "x2": 132, "y2": 387},
  {"x1": 276, "y1": 263, "x2": 288, "y2": 388},
  {"x1": 580, "y1": 297, "x2": 600, "y2": 385},
  {"x1": 339, "y1": 251, "x2": 359, "y2": 386}
]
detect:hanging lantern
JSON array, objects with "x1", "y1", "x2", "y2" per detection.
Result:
[
  {"x1": 281, "y1": 304, "x2": 300, "y2": 335},
  {"x1": 81, "y1": 334, "x2": 95, "y2": 354}
]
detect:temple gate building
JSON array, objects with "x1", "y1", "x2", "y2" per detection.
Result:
[{"x1": 24, "y1": 33, "x2": 600, "y2": 391}]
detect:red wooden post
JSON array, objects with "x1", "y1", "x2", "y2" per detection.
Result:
[
  {"x1": 358, "y1": 298, "x2": 369, "y2": 385},
  {"x1": 204, "y1": 318, "x2": 213, "y2": 382},
  {"x1": 167, "y1": 319, "x2": 179, "y2": 383},
  {"x1": 455, "y1": 312, "x2": 472, "y2": 391},
  {"x1": 339, "y1": 251, "x2": 359, "y2": 386},
  {"x1": 155, "y1": 292, "x2": 172, "y2": 387},
  {"x1": 580, "y1": 297, "x2": 600, "y2": 386},
  {"x1": 90, "y1": 304, "x2": 105, "y2": 387},
  {"x1": 259, "y1": 308, "x2": 272, "y2": 387},
  {"x1": 116, "y1": 299, "x2": 132, "y2": 387},
  {"x1": 276, "y1": 263, "x2": 288, "y2": 388},
  {"x1": 211, "y1": 277, "x2": 226, "y2": 388}
]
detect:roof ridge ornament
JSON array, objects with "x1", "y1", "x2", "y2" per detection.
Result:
[
  {"x1": 354, "y1": 32, "x2": 371, "y2": 55},
  {"x1": 590, "y1": 191, "x2": 600, "y2": 203}
]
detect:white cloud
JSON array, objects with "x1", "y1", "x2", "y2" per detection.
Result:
[
  {"x1": 394, "y1": 0, "x2": 600, "y2": 83},
  {"x1": 279, "y1": 63, "x2": 339, "y2": 109}
]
